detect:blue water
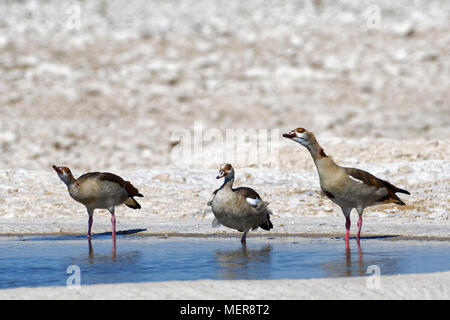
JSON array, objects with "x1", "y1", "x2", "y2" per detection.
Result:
[{"x1": 0, "y1": 235, "x2": 449, "y2": 289}]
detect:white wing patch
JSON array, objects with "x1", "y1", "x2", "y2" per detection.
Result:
[
  {"x1": 246, "y1": 197, "x2": 260, "y2": 207},
  {"x1": 348, "y1": 175, "x2": 363, "y2": 184}
]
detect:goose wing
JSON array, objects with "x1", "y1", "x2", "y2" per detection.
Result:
[{"x1": 344, "y1": 167, "x2": 410, "y2": 205}]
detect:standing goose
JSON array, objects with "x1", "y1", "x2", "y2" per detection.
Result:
[
  {"x1": 207, "y1": 163, "x2": 273, "y2": 244},
  {"x1": 52, "y1": 165, "x2": 143, "y2": 240},
  {"x1": 283, "y1": 128, "x2": 410, "y2": 248}
]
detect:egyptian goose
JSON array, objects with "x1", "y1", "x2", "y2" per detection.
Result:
[
  {"x1": 52, "y1": 165, "x2": 143, "y2": 240},
  {"x1": 283, "y1": 128, "x2": 410, "y2": 248},
  {"x1": 207, "y1": 163, "x2": 273, "y2": 244}
]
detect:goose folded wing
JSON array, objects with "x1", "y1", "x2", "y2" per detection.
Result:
[
  {"x1": 79, "y1": 172, "x2": 143, "y2": 198},
  {"x1": 233, "y1": 187, "x2": 262, "y2": 207},
  {"x1": 344, "y1": 167, "x2": 409, "y2": 204}
]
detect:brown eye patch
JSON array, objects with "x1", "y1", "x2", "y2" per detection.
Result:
[{"x1": 296, "y1": 128, "x2": 305, "y2": 133}]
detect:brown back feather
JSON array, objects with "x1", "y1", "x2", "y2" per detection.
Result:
[
  {"x1": 344, "y1": 167, "x2": 409, "y2": 203},
  {"x1": 78, "y1": 172, "x2": 143, "y2": 198},
  {"x1": 233, "y1": 187, "x2": 261, "y2": 200}
]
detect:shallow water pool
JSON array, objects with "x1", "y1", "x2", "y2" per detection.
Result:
[{"x1": 0, "y1": 235, "x2": 449, "y2": 289}]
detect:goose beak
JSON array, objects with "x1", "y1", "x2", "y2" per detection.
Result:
[
  {"x1": 52, "y1": 165, "x2": 62, "y2": 174},
  {"x1": 283, "y1": 132, "x2": 296, "y2": 139}
]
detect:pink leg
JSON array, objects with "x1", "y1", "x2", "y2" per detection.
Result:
[
  {"x1": 345, "y1": 216, "x2": 351, "y2": 250},
  {"x1": 356, "y1": 216, "x2": 363, "y2": 248}
]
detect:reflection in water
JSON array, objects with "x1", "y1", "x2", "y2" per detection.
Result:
[
  {"x1": 69, "y1": 239, "x2": 142, "y2": 267},
  {"x1": 2, "y1": 236, "x2": 450, "y2": 289},
  {"x1": 87, "y1": 238, "x2": 117, "y2": 262},
  {"x1": 321, "y1": 244, "x2": 401, "y2": 278},
  {"x1": 88, "y1": 239, "x2": 94, "y2": 259},
  {"x1": 343, "y1": 247, "x2": 364, "y2": 277},
  {"x1": 214, "y1": 244, "x2": 272, "y2": 279}
]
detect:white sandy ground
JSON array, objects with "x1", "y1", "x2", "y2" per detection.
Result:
[
  {"x1": 0, "y1": 162, "x2": 449, "y2": 238},
  {"x1": 1, "y1": 0, "x2": 449, "y2": 171},
  {"x1": 1, "y1": 271, "x2": 449, "y2": 300},
  {"x1": 1, "y1": 140, "x2": 449, "y2": 236}
]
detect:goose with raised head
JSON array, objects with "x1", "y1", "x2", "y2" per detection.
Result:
[{"x1": 283, "y1": 128, "x2": 410, "y2": 248}]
